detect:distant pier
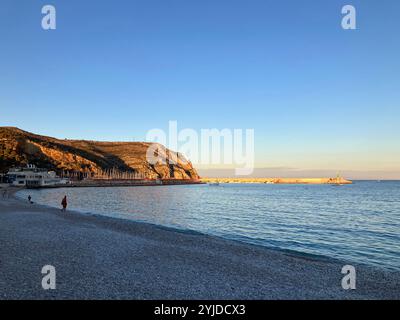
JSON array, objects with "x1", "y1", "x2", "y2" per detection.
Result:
[{"x1": 201, "y1": 177, "x2": 353, "y2": 185}]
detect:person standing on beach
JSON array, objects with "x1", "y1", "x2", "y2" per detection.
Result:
[
  {"x1": 61, "y1": 195, "x2": 67, "y2": 212},
  {"x1": 28, "y1": 195, "x2": 32, "y2": 203}
]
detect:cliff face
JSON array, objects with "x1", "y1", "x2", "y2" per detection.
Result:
[{"x1": 0, "y1": 127, "x2": 200, "y2": 180}]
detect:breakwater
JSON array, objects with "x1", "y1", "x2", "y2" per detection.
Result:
[{"x1": 201, "y1": 177, "x2": 352, "y2": 184}]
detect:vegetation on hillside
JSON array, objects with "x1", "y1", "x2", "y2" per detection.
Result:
[{"x1": 0, "y1": 127, "x2": 199, "y2": 180}]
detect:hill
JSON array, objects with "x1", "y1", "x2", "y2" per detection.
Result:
[{"x1": 0, "y1": 127, "x2": 199, "y2": 180}]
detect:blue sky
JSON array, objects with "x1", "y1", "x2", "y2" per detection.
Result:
[{"x1": 1, "y1": 0, "x2": 399, "y2": 178}]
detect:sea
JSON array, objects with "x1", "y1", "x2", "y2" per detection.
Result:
[{"x1": 17, "y1": 181, "x2": 400, "y2": 271}]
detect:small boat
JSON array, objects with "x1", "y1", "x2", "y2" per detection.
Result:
[
  {"x1": 332, "y1": 173, "x2": 344, "y2": 186},
  {"x1": 209, "y1": 181, "x2": 220, "y2": 186}
]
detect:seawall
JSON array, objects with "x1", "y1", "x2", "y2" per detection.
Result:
[{"x1": 26, "y1": 179, "x2": 205, "y2": 189}]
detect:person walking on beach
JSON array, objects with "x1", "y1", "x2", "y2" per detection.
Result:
[
  {"x1": 28, "y1": 195, "x2": 32, "y2": 204},
  {"x1": 2, "y1": 189, "x2": 7, "y2": 199},
  {"x1": 61, "y1": 195, "x2": 67, "y2": 212}
]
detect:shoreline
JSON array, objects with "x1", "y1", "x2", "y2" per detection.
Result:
[
  {"x1": 23, "y1": 179, "x2": 205, "y2": 189},
  {"x1": 1, "y1": 186, "x2": 399, "y2": 299},
  {"x1": 15, "y1": 187, "x2": 395, "y2": 273},
  {"x1": 13, "y1": 187, "x2": 348, "y2": 268}
]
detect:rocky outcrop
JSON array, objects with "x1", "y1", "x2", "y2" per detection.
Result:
[{"x1": 0, "y1": 127, "x2": 200, "y2": 180}]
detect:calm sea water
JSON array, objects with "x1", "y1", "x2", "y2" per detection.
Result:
[{"x1": 17, "y1": 181, "x2": 400, "y2": 270}]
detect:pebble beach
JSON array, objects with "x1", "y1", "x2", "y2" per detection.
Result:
[{"x1": 0, "y1": 187, "x2": 399, "y2": 300}]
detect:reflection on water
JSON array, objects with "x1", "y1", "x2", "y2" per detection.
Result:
[{"x1": 17, "y1": 181, "x2": 400, "y2": 270}]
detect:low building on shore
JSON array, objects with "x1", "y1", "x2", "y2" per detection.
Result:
[{"x1": 6, "y1": 164, "x2": 69, "y2": 187}]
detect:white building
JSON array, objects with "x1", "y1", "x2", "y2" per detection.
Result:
[{"x1": 7, "y1": 164, "x2": 69, "y2": 187}]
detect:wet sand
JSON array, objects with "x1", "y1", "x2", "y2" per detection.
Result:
[{"x1": 0, "y1": 188, "x2": 399, "y2": 299}]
